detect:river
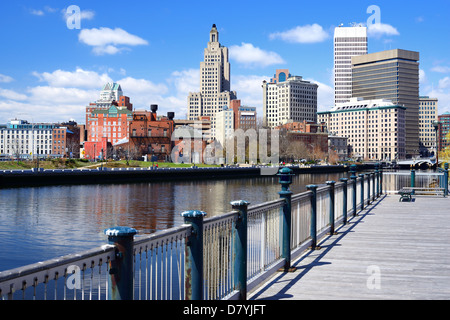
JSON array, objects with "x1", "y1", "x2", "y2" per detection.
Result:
[{"x1": 0, "y1": 171, "x2": 347, "y2": 272}]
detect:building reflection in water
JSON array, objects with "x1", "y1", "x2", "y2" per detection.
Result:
[{"x1": 0, "y1": 172, "x2": 346, "y2": 271}]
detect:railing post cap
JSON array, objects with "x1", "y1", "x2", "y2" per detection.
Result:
[
  {"x1": 104, "y1": 226, "x2": 137, "y2": 237},
  {"x1": 326, "y1": 180, "x2": 336, "y2": 184},
  {"x1": 230, "y1": 200, "x2": 250, "y2": 207},
  {"x1": 306, "y1": 184, "x2": 318, "y2": 190},
  {"x1": 340, "y1": 177, "x2": 348, "y2": 181},
  {"x1": 359, "y1": 173, "x2": 365, "y2": 177},
  {"x1": 181, "y1": 210, "x2": 207, "y2": 218}
]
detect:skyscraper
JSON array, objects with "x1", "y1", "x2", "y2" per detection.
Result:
[
  {"x1": 187, "y1": 24, "x2": 237, "y2": 139},
  {"x1": 262, "y1": 69, "x2": 318, "y2": 128},
  {"x1": 419, "y1": 96, "x2": 438, "y2": 156},
  {"x1": 333, "y1": 26, "x2": 368, "y2": 105},
  {"x1": 97, "y1": 83, "x2": 123, "y2": 107},
  {"x1": 352, "y1": 49, "x2": 420, "y2": 158}
]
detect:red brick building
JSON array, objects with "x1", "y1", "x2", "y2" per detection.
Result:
[
  {"x1": 276, "y1": 120, "x2": 329, "y2": 156},
  {"x1": 230, "y1": 99, "x2": 257, "y2": 131},
  {"x1": 85, "y1": 95, "x2": 132, "y2": 133},
  {"x1": 127, "y1": 105, "x2": 175, "y2": 161},
  {"x1": 85, "y1": 104, "x2": 132, "y2": 160},
  {"x1": 51, "y1": 123, "x2": 81, "y2": 158},
  {"x1": 275, "y1": 120, "x2": 327, "y2": 133}
]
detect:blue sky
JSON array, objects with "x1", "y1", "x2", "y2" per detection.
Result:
[{"x1": 0, "y1": 0, "x2": 449, "y2": 124}]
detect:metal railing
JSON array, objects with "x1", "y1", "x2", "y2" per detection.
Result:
[
  {"x1": 0, "y1": 163, "x2": 397, "y2": 300},
  {"x1": 383, "y1": 164, "x2": 449, "y2": 196}
]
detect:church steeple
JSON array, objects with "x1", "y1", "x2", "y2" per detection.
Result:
[{"x1": 210, "y1": 24, "x2": 218, "y2": 43}]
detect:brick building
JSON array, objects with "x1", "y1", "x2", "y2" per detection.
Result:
[
  {"x1": 276, "y1": 120, "x2": 327, "y2": 133},
  {"x1": 127, "y1": 105, "x2": 175, "y2": 161},
  {"x1": 85, "y1": 103, "x2": 132, "y2": 160}
]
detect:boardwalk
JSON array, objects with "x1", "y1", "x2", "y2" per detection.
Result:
[{"x1": 249, "y1": 194, "x2": 450, "y2": 300}]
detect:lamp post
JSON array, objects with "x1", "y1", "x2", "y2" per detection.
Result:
[
  {"x1": 432, "y1": 121, "x2": 441, "y2": 169},
  {"x1": 277, "y1": 167, "x2": 296, "y2": 271}
]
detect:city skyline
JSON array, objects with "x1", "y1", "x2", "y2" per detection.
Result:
[{"x1": 0, "y1": 0, "x2": 449, "y2": 124}]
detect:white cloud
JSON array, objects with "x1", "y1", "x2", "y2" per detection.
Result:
[
  {"x1": 229, "y1": 43, "x2": 285, "y2": 68},
  {"x1": 419, "y1": 69, "x2": 427, "y2": 85},
  {"x1": 33, "y1": 68, "x2": 112, "y2": 89},
  {"x1": 232, "y1": 75, "x2": 268, "y2": 112},
  {"x1": 27, "y1": 86, "x2": 97, "y2": 105},
  {"x1": 117, "y1": 77, "x2": 168, "y2": 96},
  {"x1": 168, "y1": 69, "x2": 199, "y2": 96},
  {"x1": 78, "y1": 27, "x2": 148, "y2": 55},
  {"x1": 304, "y1": 79, "x2": 334, "y2": 112},
  {"x1": 269, "y1": 24, "x2": 329, "y2": 43},
  {"x1": 29, "y1": 9, "x2": 44, "y2": 16},
  {"x1": 431, "y1": 66, "x2": 450, "y2": 73},
  {"x1": 62, "y1": 7, "x2": 95, "y2": 21},
  {"x1": 0, "y1": 74, "x2": 14, "y2": 83},
  {"x1": 423, "y1": 76, "x2": 450, "y2": 114},
  {"x1": 367, "y1": 23, "x2": 400, "y2": 37},
  {"x1": 438, "y1": 77, "x2": 450, "y2": 90},
  {"x1": 0, "y1": 89, "x2": 28, "y2": 101}
]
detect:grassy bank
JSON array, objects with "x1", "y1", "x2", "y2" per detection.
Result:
[{"x1": 0, "y1": 159, "x2": 222, "y2": 170}]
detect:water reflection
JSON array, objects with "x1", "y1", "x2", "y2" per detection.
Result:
[{"x1": 0, "y1": 172, "x2": 346, "y2": 271}]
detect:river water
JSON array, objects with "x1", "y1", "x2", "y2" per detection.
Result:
[{"x1": 0, "y1": 171, "x2": 348, "y2": 272}]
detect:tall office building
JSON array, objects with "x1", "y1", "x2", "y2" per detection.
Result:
[
  {"x1": 352, "y1": 49, "x2": 420, "y2": 158},
  {"x1": 419, "y1": 96, "x2": 438, "y2": 156},
  {"x1": 262, "y1": 69, "x2": 318, "y2": 128},
  {"x1": 333, "y1": 26, "x2": 368, "y2": 104},
  {"x1": 318, "y1": 97, "x2": 406, "y2": 161},
  {"x1": 188, "y1": 24, "x2": 237, "y2": 138}
]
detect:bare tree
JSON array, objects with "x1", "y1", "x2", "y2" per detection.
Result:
[{"x1": 289, "y1": 141, "x2": 309, "y2": 161}]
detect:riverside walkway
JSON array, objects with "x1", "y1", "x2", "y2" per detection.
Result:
[{"x1": 249, "y1": 194, "x2": 450, "y2": 300}]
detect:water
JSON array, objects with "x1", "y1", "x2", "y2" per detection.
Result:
[{"x1": 0, "y1": 172, "x2": 346, "y2": 272}]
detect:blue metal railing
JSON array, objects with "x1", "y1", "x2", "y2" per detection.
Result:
[{"x1": 4, "y1": 163, "x2": 446, "y2": 300}]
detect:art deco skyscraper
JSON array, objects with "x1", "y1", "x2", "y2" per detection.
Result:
[
  {"x1": 333, "y1": 26, "x2": 368, "y2": 104},
  {"x1": 187, "y1": 24, "x2": 237, "y2": 126}
]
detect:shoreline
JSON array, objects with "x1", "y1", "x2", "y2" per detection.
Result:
[{"x1": 0, "y1": 164, "x2": 359, "y2": 189}]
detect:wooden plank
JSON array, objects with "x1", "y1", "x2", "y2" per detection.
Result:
[{"x1": 249, "y1": 195, "x2": 450, "y2": 300}]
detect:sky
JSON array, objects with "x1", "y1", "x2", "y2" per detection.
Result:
[{"x1": 0, "y1": 0, "x2": 449, "y2": 125}]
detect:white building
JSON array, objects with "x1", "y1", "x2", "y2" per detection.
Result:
[
  {"x1": 318, "y1": 98, "x2": 406, "y2": 161},
  {"x1": 419, "y1": 96, "x2": 438, "y2": 156},
  {"x1": 214, "y1": 108, "x2": 235, "y2": 148},
  {"x1": 0, "y1": 119, "x2": 56, "y2": 159},
  {"x1": 187, "y1": 24, "x2": 237, "y2": 138},
  {"x1": 263, "y1": 69, "x2": 318, "y2": 128},
  {"x1": 97, "y1": 82, "x2": 123, "y2": 107},
  {"x1": 334, "y1": 25, "x2": 367, "y2": 104}
]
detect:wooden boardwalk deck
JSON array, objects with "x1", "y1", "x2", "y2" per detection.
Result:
[{"x1": 249, "y1": 194, "x2": 450, "y2": 300}]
